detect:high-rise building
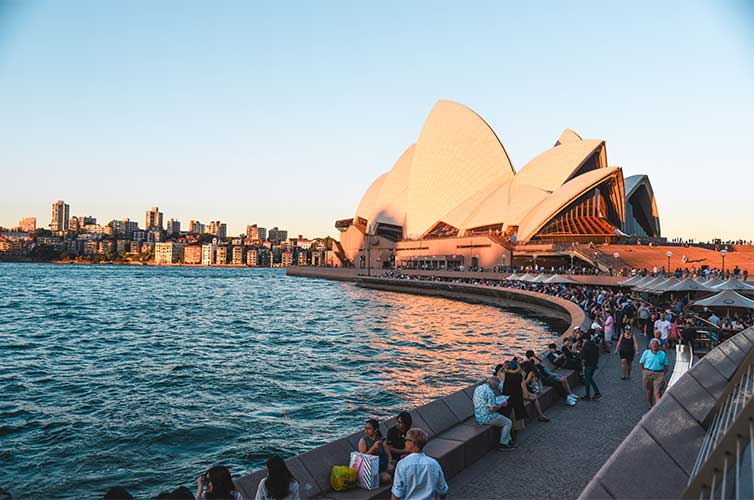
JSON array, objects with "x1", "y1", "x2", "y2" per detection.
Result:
[
  {"x1": 232, "y1": 246, "x2": 244, "y2": 265},
  {"x1": 281, "y1": 250, "x2": 293, "y2": 267},
  {"x1": 201, "y1": 244, "x2": 216, "y2": 265},
  {"x1": 258, "y1": 227, "x2": 267, "y2": 241},
  {"x1": 246, "y1": 249, "x2": 258, "y2": 267},
  {"x1": 19, "y1": 217, "x2": 36, "y2": 233},
  {"x1": 110, "y1": 219, "x2": 139, "y2": 239},
  {"x1": 208, "y1": 221, "x2": 227, "y2": 240},
  {"x1": 268, "y1": 227, "x2": 288, "y2": 243},
  {"x1": 50, "y1": 200, "x2": 70, "y2": 232},
  {"x1": 145, "y1": 207, "x2": 164, "y2": 230},
  {"x1": 167, "y1": 219, "x2": 181, "y2": 235},
  {"x1": 154, "y1": 242, "x2": 184, "y2": 265},
  {"x1": 188, "y1": 220, "x2": 205, "y2": 234},
  {"x1": 183, "y1": 245, "x2": 202, "y2": 264},
  {"x1": 246, "y1": 224, "x2": 261, "y2": 240},
  {"x1": 216, "y1": 245, "x2": 229, "y2": 265}
]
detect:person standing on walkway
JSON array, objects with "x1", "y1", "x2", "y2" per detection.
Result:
[
  {"x1": 390, "y1": 427, "x2": 448, "y2": 500},
  {"x1": 615, "y1": 324, "x2": 639, "y2": 380},
  {"x1": 473, "y1": 377, "x2": 516, "y2": 450},
  {"x1": 581, "y1": 334, "x2": 602, "y2": 400},
  {"x1": 640, "y1": 338, "x2": 669, "y2": 409}
]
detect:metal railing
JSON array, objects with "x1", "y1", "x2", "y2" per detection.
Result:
[{"x1": 684, "y1": 349, "x2": 754, "y2": 499}]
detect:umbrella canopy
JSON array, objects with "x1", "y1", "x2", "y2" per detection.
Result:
[
  {"x1": 518, "y1": 273, "x2": 537, "y2": 282},
  {"x1": 650, "y1": 277, "x2": 682, "y2": 293},
  {"x1": 692, "y1": 289, "x2": 754, "y2": 309},
  {"x1": 545, "y1": 274, "x2": 580, "y2": 284},
  {"x1": 712, "y1": 279, "x2": 754, "y2": 291},
  {"x1": 669, "y1": 277, "x2": 713, "y2": 293},
  {"x1": 701, "y1": 278, "x2": 725, "y2": 288},
  {"x1": 532, "y1": 274, "x2": 549, "y2": 283},
  {"x1": 618, "y1": 275, "x2": 644, "y2": 286},
  {"x1": 506, "y1": 273, "x2": 520, "y2": 281},
  {"x1": 629, "y1": 275, "x2": 656, "y2": 289},
  {"x1": 634, "y1": 276, "x2": 667, "y2": 291}
]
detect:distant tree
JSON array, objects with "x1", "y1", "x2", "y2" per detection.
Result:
[{"x1": 35, "y1": 228, "x2": 52, "y2": 238}]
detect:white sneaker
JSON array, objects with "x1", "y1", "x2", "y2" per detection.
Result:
[{"x1": 566, "y1": 395, "x2": 577, "y2": 406}]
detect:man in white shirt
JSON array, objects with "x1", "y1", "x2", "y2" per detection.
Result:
[
  {"x1": 653, "y1": 315, "x2": 671, "y2": 342},
  {"x1": 391, "y1": 428, "x2": 448, "y2": 500}
]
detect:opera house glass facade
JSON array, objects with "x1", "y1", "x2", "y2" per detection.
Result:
[{"x1": 335, "y1": 100, "x2": 661, "y2": 270}]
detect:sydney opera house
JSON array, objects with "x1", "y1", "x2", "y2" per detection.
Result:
[{"x1": 335, "y1": 100, "x2": 661, "y2": 271}]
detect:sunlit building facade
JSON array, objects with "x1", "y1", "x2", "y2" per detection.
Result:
[{"x1": 336, "y1": 100, "x2": 661, "y2": 269}]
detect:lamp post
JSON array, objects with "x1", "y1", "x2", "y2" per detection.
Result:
[
  {"x1": 613, "y1": 252, "x2": 620, "y2": 275},
  {"x1": 721, "y1": 249, "x2": 727, "y2": 276},
  {"x1": 533, "y1": 253, "x2": 538, "y2": 271},
  {"x1": 666, "y1": 250, "x2": 672, "y2": 276}
]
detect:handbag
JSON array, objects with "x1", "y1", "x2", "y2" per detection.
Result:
[
  {"x1": 349, "y1": 451, "x2": 380, "y2": 491},
  {"x1": 527, "y1": 378, "x2": 542, "y2": 394},
  {"x1": 329, "y1": 465, "x2": 357, "y2": 492}
]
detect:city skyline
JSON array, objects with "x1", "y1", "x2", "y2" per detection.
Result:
[{"x1": 1, "y1": 1, "x2": 753, "y2": 240}]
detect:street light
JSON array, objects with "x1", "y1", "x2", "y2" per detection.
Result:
[
  {"x1": 721, "y1": 249, "x2": 728, "y2": 275},
  {"x1": 613, "y1": 252, "x2": 620, "y2": 275},
  {"x1": 665, "y1": 250, "x2": 672, "y2": 276}
]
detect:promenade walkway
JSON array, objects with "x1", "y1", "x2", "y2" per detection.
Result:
[{"x1": 448, "y1": 339, "x2": 672, "y2": 500}]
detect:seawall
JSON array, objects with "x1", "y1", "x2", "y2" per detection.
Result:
[{"x1": 232, "y1": 269, "x2": 590, "y2": 498}]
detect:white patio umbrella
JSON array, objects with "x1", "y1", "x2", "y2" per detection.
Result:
[
  {"x1": 649, "y1": 277, "x2": 682, "y2": 293},
  {"x1": 692, "y1": 290, "x2": 754, "y2": 315},
  {"x1": 712, "y1": 279, "x2": 754, "y2": 292},
  {"x1": 629, "y1": 275, "x2": 656, "y2": 289},
  {"x1": 519, "y1": 273, "x2": 537, "y2": 282},
  {"x1": 532, "y1": 274, "x2": 550, "y2": 283},
  {"x1": 506, "y1": 272, "x2": 520, "y2": 281},
  {"x1": 701, "y1": 278, "x2": 725, "y2": 288},
  {"x1": 617, "y1": 275, "x2": 644, "y2": 286},
  {"x1": 545, "y1": 274, "x2": 580, "y2": 284},
  {"x1": 669, "y1": 278, "x2": 713, "y2": 293},
  {"x1": 634, "y1": 276, "x2": 667, "y2": 292}
]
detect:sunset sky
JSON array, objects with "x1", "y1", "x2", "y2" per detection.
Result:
[{"x1": 1, "y1": 1, "x2": 753, "y2": 240}]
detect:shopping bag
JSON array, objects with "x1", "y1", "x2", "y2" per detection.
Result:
[
  {"x1": 349, "y1": 451, "x2": 380, "y2": 490},
  {"x1": 329, "y1": 465, "x2": 357, "y2": 491}
]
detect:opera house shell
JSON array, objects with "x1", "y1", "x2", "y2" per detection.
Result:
[{"x1": 335, "y1": 100, "x2": 660, "y2": 269}]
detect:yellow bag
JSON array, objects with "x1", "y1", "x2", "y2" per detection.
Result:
[{"x1": 330, "y1": 465, "x2": 357, "y2": 491}]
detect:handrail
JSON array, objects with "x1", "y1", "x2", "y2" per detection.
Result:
[{"x1": 683, "y1": 347, "x2": 754, "y2": 498}]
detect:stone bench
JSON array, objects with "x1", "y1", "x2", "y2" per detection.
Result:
[{"x1": 235, "y1": 366, "x2": 579, "y2": 500}]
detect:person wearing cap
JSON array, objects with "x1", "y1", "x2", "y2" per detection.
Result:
[
  {"x1": 615, "y1": 324, "x2": 639, "y2": 380},
  {"x1": 640, "y1": 339, "x2": 669, "y2": 409}
]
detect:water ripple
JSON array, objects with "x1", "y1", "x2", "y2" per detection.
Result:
[{"x1": 0, "y1": 263, "x2": 562, "y2": 499}]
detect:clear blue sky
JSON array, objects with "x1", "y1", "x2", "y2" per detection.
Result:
[{"x1": 1, "y1": 0, "x2": 753, "y2": 240}]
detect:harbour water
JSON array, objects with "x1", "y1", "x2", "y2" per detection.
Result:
[{"x1": 0, "y1": 264, "x2": 562, "y2": 499}]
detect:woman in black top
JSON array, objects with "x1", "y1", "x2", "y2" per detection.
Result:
[{"x1": 615, "y1": 324, "x2": 639, "y2": 380}]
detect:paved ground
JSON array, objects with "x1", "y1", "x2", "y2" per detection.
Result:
[{"x1": 448, "y1": 337, "x2": 673, "y2": 500}]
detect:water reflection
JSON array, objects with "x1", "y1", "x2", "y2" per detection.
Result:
[
  {"x1": 0, "y1": 265, "x2": 561, "y2": 499},
  {"x1": 343, "y1": 286, "x2": 562, "y2": 407}
]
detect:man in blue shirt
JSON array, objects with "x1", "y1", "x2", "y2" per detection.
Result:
[
  {"x1": 391, "y1": 428, "x2": 448, "y2": 500},
  {"x1": 639, "y1": 338, "x2": 669, "y2": 409},
  {"x1": 472, "y1": 377, "x2": 515, "y2": 449}
]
